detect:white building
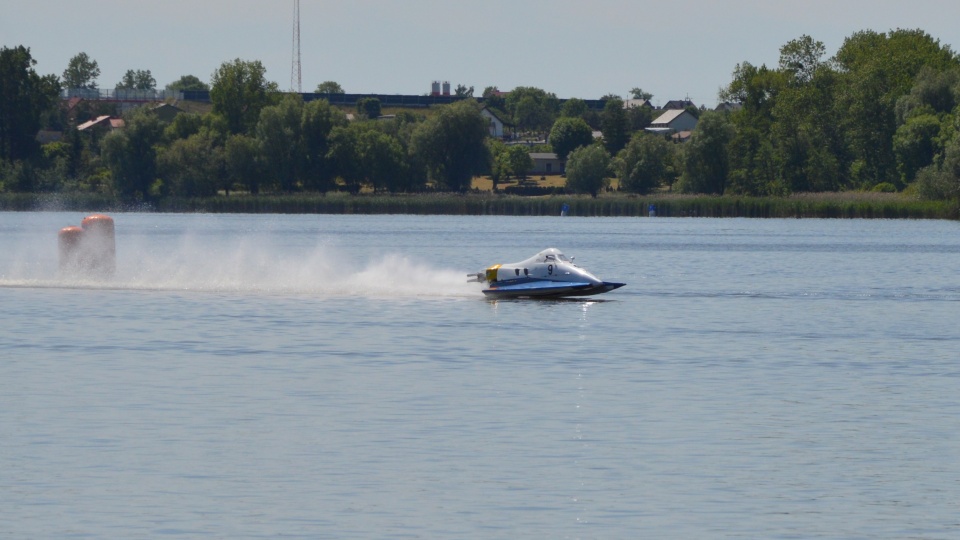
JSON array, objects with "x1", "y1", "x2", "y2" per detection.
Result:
[
  {"x1": 480, "y1": 107, "x2": 510, "y2": 138},
  {"x1": 645, "y1": 109, "x2": 698, "y2": 136}
]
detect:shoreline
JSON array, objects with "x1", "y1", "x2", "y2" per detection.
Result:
[{"x1": 1, "y1": 192, "x2": 957, "y2": 220}]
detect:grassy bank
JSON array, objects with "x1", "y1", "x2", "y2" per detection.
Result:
[
  {"x1": 2, "y1": 191, "x2": 958, "y2": 219},
  {"x1": 0, "y1": 193, "x2": 133, "y2": 213}
]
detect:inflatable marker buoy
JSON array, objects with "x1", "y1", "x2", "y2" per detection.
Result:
[
  {"x1": 81, "y1": 214, "x2": 116, "y2": 275},
  {"x1": 58, "y1": 214, "x2": 116, "y2": 277},
  {"x1": 58, "y1": 226, "x2": 86, "y2": 272}
]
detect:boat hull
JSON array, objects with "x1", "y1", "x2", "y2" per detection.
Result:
[{"x1": 482, "y1": 279, "x2": 625, "y2": 299}]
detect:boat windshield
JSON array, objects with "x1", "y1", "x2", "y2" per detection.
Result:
[
  {"x1": 538, "y1": 250, "x2": 572, "y2": 263},
  {"x1": 543, "y1": 253, "x2": 571, "y2": 262}
]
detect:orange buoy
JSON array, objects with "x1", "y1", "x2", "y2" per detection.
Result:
[
  {"x1": 58, "y1": 226, "x2": 86, "y2": 272},
  {"x1": 81, "y1": 214, "x2": 115, "y2": 235},
  {"x1": 58, "y1": 214, "x2": 116, "y2": 277},
  {"x1": 80, "y1": 214, "x2": 116, "y2": 276}
]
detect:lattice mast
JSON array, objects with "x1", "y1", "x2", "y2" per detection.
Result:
[{"x1": 291, "y1": 0, "x2": 302, "y2": 92}]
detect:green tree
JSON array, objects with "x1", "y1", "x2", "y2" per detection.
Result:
[
  {"x1": 116, "y1": 69, "x2": 156, "y2": 90},
  {"x1": 600, "y1": 97, "x2": 629, "y2": 154},
  {"x1": 357, "y1": 129, "x2": 407, "y2": 191},
  {"x1": 504, "y1": 145, "x2": 534, "y2": 181},
  {"x1": 256, "y1": 95, "x2": 304, "y2": 192},
  {"x1": 482, "y1": 86, "x2": 505, "y2": 110},
  {"x1": 677, "y1": 111, "x2": 734, "y2": 194},
  {"x1": 455, "y1": 84, "x2": 474, "y2": 97},
  {"x1": 549, "y1": 116, "x2": 594, "y2": 160},
  {"x1": 166, "y1": 75, "x2": 210, "y2": 93},
  {"x1": 315, "y1": 80, "x2": 344, "y2": 94},
  {"x1": 630, "y1": 87, "x2": 653, "y2": 101},
  {"x1": 383, "y1": 113, "x2": 427, "y2": 191},
  {"x1": 895, "y1": 66, "x2": 960, "y2": 123},
  {"x1": 59, "y1": 125, "x2": 86, "y2": 180},
  {"x1": 771, "y1": 58, "x2": 846, "y2": 192},
  {"x1": 914, "y1": 134, "x2": 960, "y2": 200},
  {"x1": 560, "y1": 98, "x2": 588, "y2": 119},
  {"x1": 626, "y1": 104, "x2": 653, "y2": 131},
  {"x1": 36, "y1": 140, "x2": 72, "y2": 192},
  {"x1": 210, "y1": 58, "x2": 277, "y2": 134},
  {"x1": 720, "y1": 42, "x2": 850, "y2": 194},
  {"x1": 834, "y1": 29, "x2": 960, "y2": 187},
  {"x1": 0, "y1": 46, "x2": 61, "y2": 163},
  {"x1": 485, "y1": 138, "x2": 507, "y2": 191},
  {"x1": 719, "y1": 61, "x2": 784, "y2": 116},
  {"x1": 301, "y1": 98, "x2": 346, "y2": 191},
  {"x1": 327, "y1": 122, "x2": 365, "y2": 190},
  {"x1": 101, "y1": 107, "x2": 164, "y2": 201},
  {"x1": 62, "y1": 52, "x2": 100, "y2": 89},
  {"x1": 0, "y1": 159, "x2": 33, "y2": 192},
  {"x1": 410, "y1": 100, "x2": 490, "y2": 191},
  {"x1": 726, "y1": 125, "x2": 778, "y2": 195},
  {"x1": 158, "y1": 131, "x2": 223, "y2": 197},
  {"x1": 894, "y1": 113, "x2": 944, "y2": 184},
  {"x1": 225, "y1": 133, "x2": 263, "y2": 194},
  {"x1": 163, "y1": 112, "x2": 205, "y2": 143},
  {"x1": 565, "y1": 144, "x2": 610, "y2": 197},
  {"x1": 618, "y1": 133, "x2": 674, "y2": 194},
  {"x1": 892, "y1": 67, "x2": 960, "y2": 185},
  {"x1": 779, "y1": 35, "x2": 828, "y2": 85},
  {"x1": 357, "y1": 97, "x2": 381, "y2": 119},
  {"x1": 513, "y1": 96, "x2": 546, "y2": 132},
  {"x1": 505, "y1": 86, "x2": 558, "y2": 132}
]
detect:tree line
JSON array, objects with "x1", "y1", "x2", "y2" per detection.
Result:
[
  {"x1": 2, "y1": 28, "x2": 960, "y2": 203},
  {"x1": 706, "y1": 30, "x2": 960, "y2": 200},
  {"x1": 1, "y1": 52, "x2": 492, "y2": 200},
  {"x1": 0, "y1": 47, "x2": 674, "y2": 200}
]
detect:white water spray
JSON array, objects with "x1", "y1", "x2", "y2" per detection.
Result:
[{"x1": 1, "y1": 228, "x2": 480, "y2": 298}]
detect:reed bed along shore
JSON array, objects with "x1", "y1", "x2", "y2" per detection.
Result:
[{"x1": 2, "y1": 192, "x2": 957, "y2": 220}]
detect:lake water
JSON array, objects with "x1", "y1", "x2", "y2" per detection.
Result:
[{"x1": 2, "y1": 212, "x2": 959, "y2": 539}]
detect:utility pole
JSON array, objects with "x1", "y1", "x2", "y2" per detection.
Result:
[{"x1": 291, "y1": 0, "x2": 302, "y2": 93}]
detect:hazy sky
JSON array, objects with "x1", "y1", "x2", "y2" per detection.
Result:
[{"x1": 3, "y1": 0, "x2": 959, "y2": 107}]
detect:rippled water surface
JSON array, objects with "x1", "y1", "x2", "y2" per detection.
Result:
[{"x1": 2, "y1": 212, "x2": 959, "y2": 538}]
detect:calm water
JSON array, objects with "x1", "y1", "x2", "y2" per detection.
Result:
[{"x1": 2, "y1": 212, "x2": 959, "y2": 539}]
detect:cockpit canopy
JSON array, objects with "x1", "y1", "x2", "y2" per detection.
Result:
[{"x1": 531, "y1": 248, "x2": 573, "y2": 264}]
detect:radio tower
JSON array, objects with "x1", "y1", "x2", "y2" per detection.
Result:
[{"x1": 290, "y1": 0, "x2": 302, "y2": 92}]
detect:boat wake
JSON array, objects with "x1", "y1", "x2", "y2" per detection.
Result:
[{"x1": 0, "y1": 240, "x2": 480, "y2": 299}]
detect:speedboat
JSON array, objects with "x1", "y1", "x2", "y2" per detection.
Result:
[{"x1": 468, "y1": 248, "x2": 625, "y2": 298}]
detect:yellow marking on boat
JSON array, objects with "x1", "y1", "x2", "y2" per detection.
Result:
[{"x1": 486, "y1": 264, "x2": 502, "y2": 283}]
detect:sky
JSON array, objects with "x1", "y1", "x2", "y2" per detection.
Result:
[{"x1": 3, "y1": 0, "x2": 960, "y2": 108}]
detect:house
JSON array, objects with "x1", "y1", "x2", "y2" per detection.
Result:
[
  {"x1": 662, "y1": 99, "x2": 695, "y2": 110},
  {"x1": 481, "y1": 107, "x2": 512, "y2": 138},
  {"x1": 623, "y1": 99, "x2": 653, "y2": 109},
  {"x1": 671, "y1": 130, "x2": 693, "y2": 143},
  {"x1": 77, "y1": 115, "x2": 124, "y2": 133},
  {"x1": 645, "y1": 109, "x2": 698, "y2": 136},
  {"x1": 150, "y1": 103, "x2": 184, "y2": 122},
  {"x1": 529, "y1": 152, "x2": 565, "y2": 175}
]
